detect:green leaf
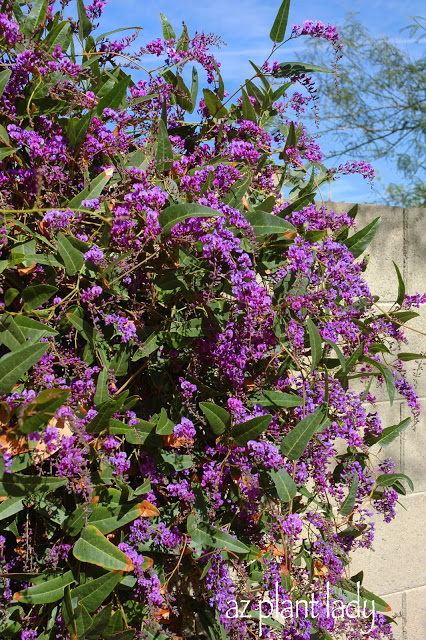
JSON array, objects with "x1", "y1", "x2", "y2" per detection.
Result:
[
  {"x1": 0, "y1": 69, "x2": 11, "y2": 98},
  {"x1": 306, "y1": 318, "x2": 322, "y2": 371},
  {"x1": 269, "y1": 0, "x2": 291, "y2": 42},
  {"x1": 202, "y1": 88, "x2": 227, "y2": 119},
  {"x1": 155, "y1": 408, "x2": 174, "y2": 435},
  {"x1": 340, "y1": 470, "x2": 359, "y2": 517},
  {"x1": 0, "y1": 147, "x2": 17, "y2": 160},
  {"x1": 21, "y1": 0, "x2": 48, "y2": 37},
  {"x1": 86, "y1": 394, "x2": 128, "y2": 435},
  {"x1": 94, "y1": 366, "x2": 109, "y2": 406},
  {"x1": 280, "y1": 406, "x2": 325, "y2": 460},
  {"x1": 241, "y1": 88, "x2": 256, "y2": 122},
  {"x1": 232, "y1": 414, "x2": 272, "y2": 447},
  {"x1": 0, "y1": 314, "x2": 27, "y2": 350},
  {"x1": 244, "y1": 210, "x2": 296, "y2": 236},
  {"x1": 88, "y1": 502, "x2": 147, "y2": 534},
  {"x1": 73, "y1": 525, "x2": 135, "y2": 571},
  {"x1": 360, "y1": 356, "x2": 395, "y2": 405},
  {"x1": 97, "y1": 75, "x2": 130, "y2": 116},
  {"x1": 22, "y1": 284, "x2": 58, "y2": 311},
  {"x1": 365, "y1": 417, "x2": 410, "y2": 448},
  {"x1": 0, "y1": 124, "x2": 10, "y2": 145},
  {"x1": 77, "y1": 0, "x2": 92, "y2": 39},
  {"x1": 260, "y1": 390, "x2": 304, "y2": 408},
  {"x1": 0, "y1": 473, "x2": 67, "y2": 497},
  {"x1": 0, "y1": 315, "x2": 57, "y2": 350},
  {"x1": 376, "y1": 473, "x2": 414, "y2": 491},
  {"x1": 269, "y1": 468, "x2": 297, "y2": 502},
  {"x1": 397, "y1": 352, "x2": 426, "y2": 361},
  {"x1": 187, "y1": 515, "x2": 250, "y2": 555},
  {"x1": 344, "y1": 217, "x2": 381, "y2": 258},
  {"x1": 66, "y1": 313, "x2": 99, "y2": 348},
  {"x1": 190, "y1": 66, "x2": 198, "y2": 114},
  {"x1": 199, "y1": 402, "x2": 230, "y2": 436},
  {"x1": 0, "y1": 497, "x2": 24, "y2": 521},
  {"x1": 159, "y1": 13, "x2": 175, "y2": 40},
  {"x1": 13, "y1": 571, "x2": 74, "y2": 605},
  {"x1": 274, "y1": 61, "x2": 334, "y2": 77},
  {"x1": 57, "y1": 232, "x2": 85, "y2": 275},
  {"x1": 176, "y1": 75, "x2": 193, "y2": 112},
  {"x1": 68, "y1": 170, "x2": 114, "y2": 210},
  {"x1": 46, "y1": 20, "x2": 72, "y2": 52},
  {"x1": 0, "y1": 341, "x2": 48, "y2": 396},
  {"x1": 336, "y1": 342, "x2": 365, "y2": 381},
  {"x1": 62, "y1": 586, "x2": 93, "y2": 640},
  {"x1": 21, "y1": 388, "x2": 69, "y2": 434},
  {"x1": 159, "y1": 203, "x2": 222, "y2": 235},
  {"x1": 393, "y1": 261, "x2": 405, "y2": 306},
  {"x1": 156, "y1": 119, "x2": 174, "y2": 166}
]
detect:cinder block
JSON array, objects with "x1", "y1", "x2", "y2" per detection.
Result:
[
  {"x1": 379, "y1": 592, "x2": 405, "y2": 640},
  {"x1": 405, "y1": 207, "x2": 426, "y2": 295},
  {"x1": 401, "y1": 405, "x2": 426, "y2": 493},
  {"x1": 405, "y1": 586, "x2": 426, "y2": 640},
  {"x1": 348, "y1": 492, "x2": 426, "y2": 596}
]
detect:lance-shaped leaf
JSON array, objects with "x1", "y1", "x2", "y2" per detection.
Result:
[
  {"x1": 21, "y1": 0, "x2": 48, "y2": 37},
  {"x1": 0, "y1": 316, "x2": 57, "y2": 351},
  {"x1": 280, "y1": 406, "x2": 325, "y2": 460},
  {"x1": 241, "y1": 88, "x2": 256, "y2": 122},
  {"x1": 269, "y1": 468, "x2": 297, "y2": 502},
  {"x1": 306, "y1": 318, "x2": 322, "y2": 371},
  {"x1": 203, "y1": 88, "x2": 227, "y2": 119},
  {"x1": 94, "y1": 366, "x2": 109, "y2": 406},
  {"x1": 0, "y1": 341, "x2": 48, "y2": 396},
  {"x1": 340, "y1": 471, "x2": 359, "y2": 517},
  {"x1": 159, "y1": 203, "x2": 223, "y2": 235},
  {"x1": 20, "y1": 388, "x2": 69, "y2": 434},
  {"x1": 376, "y1": 473, "x2": 414, "y2": 491},
  {"x1": 270, "y1": 0, "x2": 291, "y2": 43},
  {"x1": 71, "y1": 572, "x2": 123, "y2": 613},
  {"x1": 97, "y1": 76, "x2": 130, "y2": 116},
  {"x1": 68, "y1": 169, "x2": 114, "y2": 210},
  {"x1": 187, "y1": 515, "x2": 250, "y2": 555},
  {"x1": 365, "y1": 417, "x2": 410, "y2": 448},
  {"x1": 13, "y1": 571, "x2": 74, "y2": 604},
  {"x1": 0, "y1": 473, "x2": 67, "y2": 497},
  {"x1": 155, "y1": 408, "x2": 174, "y2": 435},
  {"x1": 77, "y1": 0, "x2": 92, "y2": 39},
  {"x1": 190, "y1": 66, "x2": 198, "y2": 114},
  {"x1": 22, "y1": 284, "x2": 58, "y2": 311},
  {"x1": 0, "y1": 69, "x2": 11, "y2": 98},
  {"x1": 62, "y1": 585, "x2": 93, "y2": 639},
  {"x1": 232, "y1": 414, "x2": 272, "y2": 447},
  {"x1": 360, "y1": 356, "x2": 396, "y2": 405},
  {"x1": 159, "y1": 13, "x2": 175, "y2": 40},
  {"x1": 244, "y1": 210, "x2": 296, "y2": 237},
  {"x1": 393, "y1": 261, "x2": 405, "y2": 306},
  {"x1": 200, "y1": 402, "x2": 230, "y2": 436},
  {"x1": 0, "y1": 497, "x2": 24, "y2": 521},
  {"x1": 260, "y1": 390, "x2": 304, "y2": 408},
  {"x1": 73, "y1": 525, "x2": 134, "y2": 572},
  {"x1": 344, "y1": 217, "x2": 381, "y2": 258},
  {"x1": 156, "y1": 119, "x2": 173, "y2": 166},
  {"x1": 88, "y1": 502, "x2": 153, "y2": 535},
  {"x1": 57, "y1": 232, "x2": 85, "y2": 275},
  {"x1": 274, "y1": 62, "x2": 334, "y2": 77},
  {"x1": 85, "y1": 393, "x2": 128, "y2": 435}
]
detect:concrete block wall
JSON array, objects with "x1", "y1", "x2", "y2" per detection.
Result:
[{"x1": 329, "y1": 202, "x2": 426, "y2": 639}]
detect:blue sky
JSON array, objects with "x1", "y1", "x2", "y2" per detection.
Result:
[{"x1": 97, "y1": 1, "x2": 424, "y2": 204}]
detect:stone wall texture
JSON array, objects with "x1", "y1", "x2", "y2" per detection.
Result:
[{"x1": 330, "y1": 202, "x2": 426, "y2": 640}]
